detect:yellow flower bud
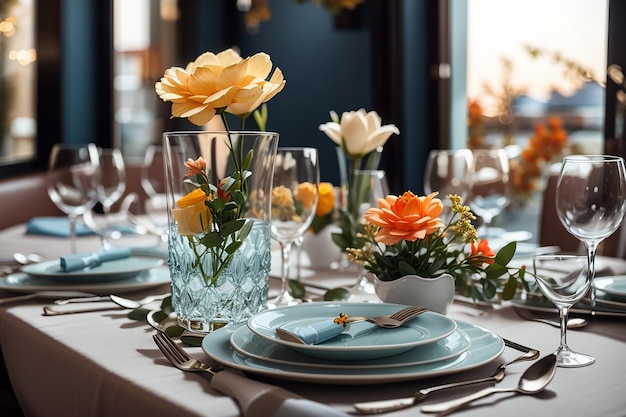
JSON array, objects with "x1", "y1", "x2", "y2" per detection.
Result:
[{"x1": 172, "y1": 188, "x2": 211, "y2": 235}]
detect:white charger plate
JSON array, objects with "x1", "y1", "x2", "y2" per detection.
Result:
[
  {"x1": 247, "y1": 302, "x2": 457, "y2": 360},
  {"x1": 0, "y1": 267, "x2": 170, "y2": 295},
  {"x1": 21, "y1": 257, "x2": 164, "y2": 283},
  {"x1": 230, "y1": 324, "x2": 471, "y2": 369},
  {"x1": 203, "y1": 320, "x2": 503, "y2": 385},
  {"x1": 595, "y1": 276, "x2": 626, "y2": 302}
]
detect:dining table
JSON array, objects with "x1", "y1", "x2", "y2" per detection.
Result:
[{"x1": 1, "y1": 219, "x2": 626, "y2": 417}]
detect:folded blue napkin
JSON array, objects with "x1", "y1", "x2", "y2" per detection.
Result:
[
  {"x1": 278, "y1": 319, "x2": 347, "y2": 345},
  {"x1": 26, "y1": 217, "x2": 95, "y2": 237},
  {"x1": 60, "y1": 248, "x2": 132, "y2": 272}
]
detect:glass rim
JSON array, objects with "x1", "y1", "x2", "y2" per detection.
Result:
[
  {"x1": 562, "y1": 154, "x2": 624, "y2": 162},
  {"x1": 162, "y1": 130, "x2": 279, "y2": 136}
]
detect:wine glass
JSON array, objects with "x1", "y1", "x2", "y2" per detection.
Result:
[
  {"x1": 269, "y1": 147, "x2": 319, "y2": 308},
  {"x1": 533, "y1": 254, "x2": 593, "y2": 367},
  {"x1": 468, "y1": 149, "x2": 510, "y2": 239},
  {"x1": 555, "y1": 155, "x2": 626, "y2": 312},
  {"x1": 424, "y1": 149, "x2": 473, "y2": 221},
  {"x1": 86, "y1": 148, "x2": 127, "y2": 249},
  {"x1": 140, "y1": 145, "x2": 169, "y2": 241},
  {"x1": 349, "y1": 169, "x2": 390, "y2": 298},
  {"x1": 47, "y1": 143, "x2": 100, "y2": 253},
  {"x1": 95, "y1": 148, "x2": 126, "y2": 215}
]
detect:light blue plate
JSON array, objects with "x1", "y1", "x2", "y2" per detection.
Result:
[
  {"x1": 203, "y1": 320, "x2": 503, "y2": 384},
  {"x1": 230, "y1": 324, "x2": 471, "y2": 369},
  {"x1": 595, "y1": 276, "x2": 626, "y2": 302},
  {"x1": 246, "y1": 302, "x2": 457, "y2": 360},
  {"x1": 21, "y1": 257, "x2": 164, "y2": 283},
  {"x1": 0, "y1": 267, "x2": 170, "y2": 295}
]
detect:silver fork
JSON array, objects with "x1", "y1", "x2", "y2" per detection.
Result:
[
  {"x1": 152, "y1": 330, "x2": 215, "y2": 374},
  {"x1": 344, "y1": 306, "x2": 429, "y2": 328}
]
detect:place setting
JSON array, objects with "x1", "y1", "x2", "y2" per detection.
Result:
[
  {"x1": 200, "y1": 302, "x2": 507, "y2": 385},
  {"x1": 0, "y1": 246, "x2": 169, "y2": 297}
]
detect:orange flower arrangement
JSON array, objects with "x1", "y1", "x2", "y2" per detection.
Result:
[
  {"x1": 511, "y1": 117, "x2": 568, "y2": 196},
  {"x1": 347, "y1": 191, "x2": 531, "y2": 301}
]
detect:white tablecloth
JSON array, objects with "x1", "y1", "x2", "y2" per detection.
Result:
[{"x1": 1, "y1": 223, "x2": 626, "y2": 417}]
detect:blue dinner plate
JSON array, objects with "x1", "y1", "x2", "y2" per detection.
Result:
[
  {"x1": 247, "y1": 302, "x2": 457, "y2": 360},
  {"x1": 230, "y1": 324, "x2": 471, "y2": 369},
  {"x1": 20, "y1": 257, "x2": 164, "y2": 283},
  {"x1": 595, "y1": 276, "x2": 626, "y2": 302},
  {"x1": 202, "y1": 319, "x2": 503, "y2": 384}
]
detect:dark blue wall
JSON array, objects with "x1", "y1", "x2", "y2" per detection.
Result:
[{"x1": 234, "y1": 2, "x2": 373, "y2": 184}]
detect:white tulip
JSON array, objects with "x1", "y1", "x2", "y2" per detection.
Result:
[{"x1": 319, "y1": 109, "x2": 399, "y2": 159}]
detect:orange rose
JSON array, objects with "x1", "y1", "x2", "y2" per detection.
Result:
[
  {"x1": 172, "y1": 188, "x2": 211, "y2": 235},
  {"x1": 364, "y1": 191, "x2": 444, "y2": 246},
  {"x1": 315, "y1": 182, "x2": 335, "y2": 216}
]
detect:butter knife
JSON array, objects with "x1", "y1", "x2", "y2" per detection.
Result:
[{"x1": 352, "y1": 338, "x2": 538, "y2": 414}]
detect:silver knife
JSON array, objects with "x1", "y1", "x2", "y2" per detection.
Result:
[{"x1": 352, "y1": 338, "x2": 538, "y2": 414}]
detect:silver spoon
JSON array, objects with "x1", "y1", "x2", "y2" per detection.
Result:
[
  {"x1": 13, "y1": 252, "x2": 44, "y2": 265},
  {"x1": 533, "y1": 317, "x2": 587, "y2": 329},
  {"x1": 109, "y1": 293, "x2": 170, "y2": 309},
  {"x1": 421, "y1": 353, "x2": 557, "y2": 414}
]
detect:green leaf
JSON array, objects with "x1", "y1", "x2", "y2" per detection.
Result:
[
  {"x1": 238, "y1": 219, "x2": 253, "y2": 240},
  {"x1": 323, "y1": 288, "x2": 350, "y2": 301},
  {"x1": 502, "y1": 276, "x2": 519, "y2": 300},
  {"x1": 151, "y1": 310, "x2": 170, "y2": 323},
  {"x1": 484, "y1": 263, "x2": 508, "y2": 279},
  {"x1": 221, "y1": 219, "x2": 246, "y2": 236},
  {"x1": 398, "y1": 260, "x2": 417, "y2": 276},
  {"x1": 127, "y1": 308, "x2": 151, "y2": 320},
  {"x1": 288, "y1": 279, "x2": 306, "y2": 299},
  {"x1": 495, "y1": 241, "x2": 516, "y2": 266},
  {"x1": 180, "y1": 335, "x2": 204, "y2": 347},
  {"x1": 211, "y1": 198, "x2": 226, "y2": 212},
  {"x1": 232, "y1": 190, "x2": 246, "y2": 207},
  {"x1": 165, "y1": 325, "x2": 185, "y2": 338},
  {"x1": 225, "y1": 240, "x2": 243, "y2": 254},
  {"x1": 160, "y1": 296, "x2": 173, "y2": 314},
  {"x1": 243, "y1": 150, "x2": 253, "y2": 170},
  {"x1": 200, "y1": 231, "x2": 224, "y2": 248}
]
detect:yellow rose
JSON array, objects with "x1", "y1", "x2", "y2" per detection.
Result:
[
  {"x1": 155, "y1": 48, "x2": 286, "y2": 126},
  {"x1": 315, "y1": 182, "x2": 335, "y2": 216},
  {"x1": 294, "y1": 182, "x2": 317, "y2": 209},
  {"x1": 172, "y1": 188, "x2": 211, "y2": 235}
]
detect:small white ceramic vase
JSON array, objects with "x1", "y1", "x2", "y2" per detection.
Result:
[{"x1": 373, "y1": 274, "x2": 455, "y2": 315}]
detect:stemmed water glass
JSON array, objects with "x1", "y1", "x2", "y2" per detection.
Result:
[
  {"x1": 85, "y1": 148, "x2": 127, "y2": 249},
  {"x1": 349, "y1": 169, "x2": 390, "y2": 298},
  {"x1": 140, "y1": 145, "x2": 170, "y2": 242},
  {"x1": 269, "y1": 147, "x2": 319, "y2": 308},
  {"x1": 468, "y1": 149, "x2": 510, "y2": 239},
  {"x1": 555, "y1": 155, "x2": 626, "y2": 312},
  {"x1": 424, "y1": 149, "x2": 473, "y2": 221},
  {"x1": 533, "y1": 254, "x2": 593, "y2": 367},
  {"x1": 47, "y1": 143, "x2": 100, "y2": 253}
]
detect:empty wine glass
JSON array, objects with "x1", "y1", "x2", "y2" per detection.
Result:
[
  {"x1": 349, "y1": 169, "x2": 390, "y2": 298},
  {"x1": 83, "y1": 148, "x2": 128, "y2": 249},
  {"x1": 269, "y1": 147, "x2": 319, "y2": 308},
  {"x1": 95, "y1": 148, "x2": 126, "y2": 215},
  {"x1": 140, "y1": 145, "x2": 169, "y2": 241},
  {"x1": 424, "y1": 149, "x2": 473, "y2": 221},
  {"x1": 47, "y1": 143, "x2": 100, "y2": 253},
  {"x1": 556, "y1": 155, "x2": 626, "y2": 312},
  {"x1": 533, "y1": 254, "x2": 593, "y2": 367},
  {"x1": 468, "y1": 149, "x2": 510, "y2": 239}
]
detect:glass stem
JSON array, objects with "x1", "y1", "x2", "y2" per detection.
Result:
[
  {"x1": 559, "y1": 305, "x2": 570, "y2": 351},
  {"x1": 586, "y1": 242, "x2": 598, "y2": 315},
  {"x1": 280, "y1": 241, "x2": 293, "y2": 296},
  {"x1": 68, "y1": 214, "x2": 77, "y2": 254}
]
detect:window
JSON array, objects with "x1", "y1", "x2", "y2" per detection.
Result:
[{"x1": 0, "y1": 0, "x2": 36, "y2": 164}]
